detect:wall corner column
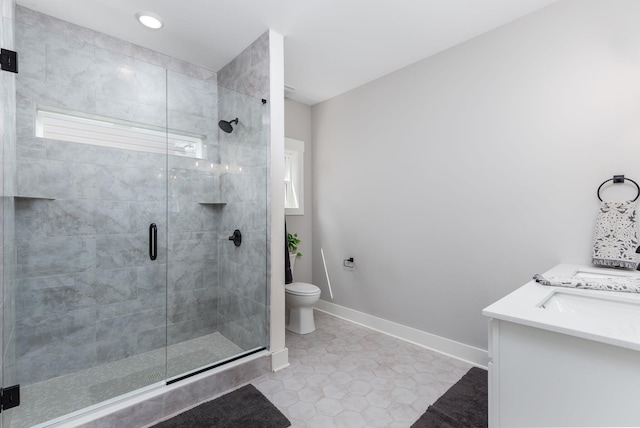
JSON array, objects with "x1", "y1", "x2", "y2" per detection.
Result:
[{"x1": 268, "y1": 29, "x2": 288, "y2": 371}]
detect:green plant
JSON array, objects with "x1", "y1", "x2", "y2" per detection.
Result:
[{"x1": 287, "y1": 232, "x2": 302, "y2": 257}]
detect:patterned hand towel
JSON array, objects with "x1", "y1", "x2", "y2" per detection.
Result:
[
  {"x1": 533, "y1": 274, "x2": 640, "y2": 293},
  {"x1": 592, "y1": 200, "x2": 639, "y2": 269}
]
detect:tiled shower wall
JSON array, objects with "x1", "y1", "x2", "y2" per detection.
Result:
[
  {"x1": 12, "y1": 6, "x2": 223, "y2": 385},
  {"x1": 217, "y1": 32, "x2": 270, "y2": 350}
]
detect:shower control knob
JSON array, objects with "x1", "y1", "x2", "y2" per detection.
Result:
[{"x1": 229, "y1": 229, "x2": 242, "y2": 247}]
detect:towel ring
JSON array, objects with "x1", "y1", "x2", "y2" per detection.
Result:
[{"x1": 597, "y1": 175, "x2": 640, "y2": 202}]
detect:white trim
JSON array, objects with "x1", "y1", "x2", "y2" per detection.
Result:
[
  {"x1": 270, "y1": 347, "x2": 290, "y2": 372},
  {"x1": 315, "y1": 299, "x2": 489, "y2": 368},
  {"x1": 268, "y1": 29, "x2": 288, "y2": 369}
]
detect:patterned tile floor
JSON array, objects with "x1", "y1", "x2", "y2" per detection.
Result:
[{"x1": 254, "y1": 310, "x2": 473, "y2": 428}]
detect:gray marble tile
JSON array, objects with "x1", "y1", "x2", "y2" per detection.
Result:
[
  {"x1": 114, "y1": 394, "x2": 166, "y2": 428},
  {"x1": 94, "y1": 164, "x2": 165, "y2": 202},
  {"x1": 15, "y1": 274, "x2": 95, "y2": 320},
  {"x1": 94, "y1": 46, "x2": 166, "y2": 108},
  {"x1": 96, "y1": 333, "x2": 137, "y2": 365},
  {"x1": 218, "y1": 313, "x2": 267, "y2": 350},
  {"x1": 217, "y1": 287, "x2": 266, "y2": 322},
  {"x1": 220, "y1": 201, "x2": 267, "y2": 232},
  {"x1": 16, "y1": 340, "x2": 98, "y2": 385},
  {"x1": 17, "y1": 236, "x2": 96, "y2": 277},
  {"x1": 219, "y1": 230, "x2": 267, "y2": 270},
  {"x1": 167, "y1": 261, "x2": 204, "y2": 292},
  {"x1": 16, "y1": 308, "x2": 98, "y2": 383},
  {"x1": 17, "y1": 75, "x2": 97, "y2": 113},
  {"x1": 220, "y1": 166, "x2": 267, "y2": 204},
  {"x1": 46, "y1": 199, "x2": 95, "y2": 236},
  {"x1": 16, "y1": 136, "x2": 46, "y2": 160},
  {"x1": 96, "y1": 309, "x2": 165, "y2": 344},
  {"x1": 220, "y1": 143, "x2": 267, "y2": 167},
  {"x1": 168, "y1": 286, "x2": 218, "y2": 324},
  {"x1": 95, "y1": 93, "x2": 166, "y2": 128},
  {"x1": 14, "y1": 21, "x2": 46, "y2": 81},
  {"x1": 46, "y1": 139, "x2": 139, "y2": 167},
  {"x1": 220, "y1": 261, "x2": 267, "y2": 304},
  {"x1": 168, "y1": 231, "x2": 218, "y2": 264},
  {"x1": 95, "y1": 234, "x2": 136, "y2": 270},
  {"x1": 136, "y1": 326, "x2": 166, "y2": 354},
  {"x1": 16, "y1": 6, "x2": 96, "y2": 46},
  {"x1": 95, "y1": 284, "x2": 166, "y2": 321},
  {"x1": 46, "y1": 44, "x2": 97, "y2": 89},
  {"x1": 165, "y1": 55, "x2": 216, "y2": 82},
  {"x1": 93, "y1": 30, "x2": 166, "y2": 68},
  {"x1": 17, "y1": 157, "x2": 96, "y2": 199},
  {"x1": 168, "y1": 167, "x2": 220, "y2": 202},
  {"x1": 167, "y1": 110, "x2": 218, "y2": 146},
  {"x1": 218, "y1": 32, "x2": 270, "y2": 99},
  {"x1": 15, "y1": 198, "x2": 46, "y2": 239},
  {"x1": 168, "y1": 201, "x2": 203, "y2": 232},
  {"x1": 95, "y1": 201, "x2": 138, "y2": 235},
  {"x1": 168, "y1": 70, "x2": 216, "y2": 117},
  {"x1": 94, "y1": 268, "x2": 137, "y2": 305},
  {"x1": 167, "y1": 314, "x2": 219, "y2": 346}
]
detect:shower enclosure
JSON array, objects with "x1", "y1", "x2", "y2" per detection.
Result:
[{"x1": 1, "y1": 5, "x2": 271, "y2": 427}]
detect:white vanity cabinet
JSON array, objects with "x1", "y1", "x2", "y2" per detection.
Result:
[{"x1": 484, "y1": 264, "x2": 640, "y2": 427}]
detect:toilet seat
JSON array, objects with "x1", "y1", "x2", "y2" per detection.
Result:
[{"x1": 285, "y1": 282, "x2": 320, "y2": 296}]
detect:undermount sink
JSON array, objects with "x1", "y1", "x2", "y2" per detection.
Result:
[
  {"x1": 539, "y1": 291, "x2": 640, "y2": 325},
  {"x1": 572, "y1": 270, "x2": 631, "y2": 279}
]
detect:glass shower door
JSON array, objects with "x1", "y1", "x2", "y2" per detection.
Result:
[
  {"x1": 164, "y1": 75, "x2": 270, "y2": 380},
  {"x1": 3, "y1": 15, "x2": 169, "y2": 427}
]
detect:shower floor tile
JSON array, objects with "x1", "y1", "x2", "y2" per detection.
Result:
[
  {"x1": 9, "y1": 332, "x2": 242, "y2": 428},
  {"x1": 254, "y1": 311, "x2": 473, "y2": 428}
]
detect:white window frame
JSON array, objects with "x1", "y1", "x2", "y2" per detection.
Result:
[
  {"x1": 35, "y1": 106, "x2": 205, "y2": 158},
  {"x1": 285, "y1": 137, "x2": 304, "y2": 215}
]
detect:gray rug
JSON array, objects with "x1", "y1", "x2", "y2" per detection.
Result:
[
  {"x1": 411, "y1": 367, "x2": 488, "y2": 428},
  {"x1": 152, "y1": 384, "x2": 291, "y2": 428}
]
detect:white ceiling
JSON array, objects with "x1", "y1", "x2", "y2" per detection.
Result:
[{"x1": 16, "y1": 0, "x2": 558, "y2": 105}]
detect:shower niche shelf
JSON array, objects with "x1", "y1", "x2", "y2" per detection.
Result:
[
  {"x1": 14, "y1": 195, "x2": 55, "y2": 200},
  {"x1": 198, "y1": 201, "x2": 226, "y2": 206}
]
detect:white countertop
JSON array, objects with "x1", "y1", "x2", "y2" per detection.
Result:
[{"x1": 483, "y1": 263, "x2": 640, "y2": 352}]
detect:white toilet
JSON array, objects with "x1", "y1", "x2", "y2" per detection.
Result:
[{"x1": 285, "y1": 282, "x2": 321, "y2": 334}]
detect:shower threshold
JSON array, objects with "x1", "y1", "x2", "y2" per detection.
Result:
[{"x1": 10, "y1": 332, "x2": 243, "y2": 428}]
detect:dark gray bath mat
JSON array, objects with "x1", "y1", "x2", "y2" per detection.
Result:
[
  {"x1": 411, "y1": 366, "x2": 488, "y2": 428},
  {"x1": 152, "y1": 384, "x2": 290, "y2": 428}
]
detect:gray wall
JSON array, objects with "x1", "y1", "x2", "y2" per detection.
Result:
[
  {"x1": 312, "y1": 0, "x2": 640, "y2": 351},
  {"x1": 285, "y1": 99, "x2": 312, "y2": 283},
  {"x1": 217, "y1": 32, "x2": 271, "y2": 350}
]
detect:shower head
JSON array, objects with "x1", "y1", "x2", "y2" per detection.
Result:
[{"x1": 218, "y1": 118, "x2": 239, "y2": 133}]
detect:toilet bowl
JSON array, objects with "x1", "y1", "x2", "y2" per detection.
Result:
[{"x1": 285, "y1": 282, "x2": 321, "y2": 334}]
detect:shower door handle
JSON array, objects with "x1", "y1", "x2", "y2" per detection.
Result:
[{"x1": 149, "y1": 223, "x2": 157, "y2": 261}]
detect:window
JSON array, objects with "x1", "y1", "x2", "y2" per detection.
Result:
[
  {"x1": 36, "y1": 107, "x2": 204, "y2": 158},
  {"x1": 285, "y1": 138, "x2": 304, "y2": 215}
]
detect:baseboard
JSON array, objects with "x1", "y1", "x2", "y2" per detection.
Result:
[
  {"x1": 315, "y1": 300, "x2": 488, "y2": 368},
  {"x1": 270, "y1": 347, "x2": 290, "y2": 372}
]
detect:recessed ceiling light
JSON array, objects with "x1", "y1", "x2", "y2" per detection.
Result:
[{"x1": 136, "y1": 12, "x2": 163, "y2": 30}]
